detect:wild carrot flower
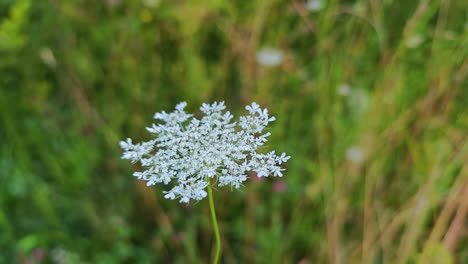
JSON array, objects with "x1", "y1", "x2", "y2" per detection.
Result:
[{"x1": 120, "y1": 101, "x2": 290, "y2": 203}]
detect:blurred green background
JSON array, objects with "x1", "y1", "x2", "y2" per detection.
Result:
[{"x1": 1, "y1": 0, "x2": 467, "y2": 263}]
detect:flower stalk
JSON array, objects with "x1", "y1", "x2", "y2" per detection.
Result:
[{"x1": 207, "y1": 181, "x2": 221, "y2": 264}]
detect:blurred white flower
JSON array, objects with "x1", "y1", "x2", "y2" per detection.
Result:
[
  {"x1": 120, "y1": 101, "x2": 290, "y2": 203},
  {"x1": 256, "y1": 47, "x2": 283, "y2": 67},
  {"x1": 352, "y1": 2, "x2": 366, "y2": 15},
  {"x1": 306, "y1": 0, "x2": 324, "y2": 12},
  {"x1": 337, "y1": 83, "x2": 351, "y2": 96},
  {"x1": 442, "y1": 31, "x2": 456, "y2": 41},
  {"x1": 405, "y1": 34, "x2": 425, "y2": 49},
  {"x1": 142, "y1": 0, "x2": 160, "y2": 8},
  {"x1": 348, "y1": 88, "x2": 369, "y2": 115},
  {"x1": 51, "y1": 248, "x2": 68, "y2": 264},
  {"x1": 39, "y1": 47, "x2": 56, "y2": 68},
  {"x1": 51, "y1": 247, "x2": 82, "y2": 264},
  {"x1": 346, "y1": 146, "x2": 364, "y2": 163},
  {"x1": 105, "y1": 0, "x2": 120, "y2": 8}
]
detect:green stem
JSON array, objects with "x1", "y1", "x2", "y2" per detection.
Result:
[{"x1": 207, "y1": 182, "x2": 221, "y2": 264}]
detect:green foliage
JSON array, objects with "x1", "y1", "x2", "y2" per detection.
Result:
[
  {"x1": 0, "y1": 0, "x2": 467, "y2": 263},
  {"x1": 0, "y1": 0, "x2": 30, "y2": 51}
]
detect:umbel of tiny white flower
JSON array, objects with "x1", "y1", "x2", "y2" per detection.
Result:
[{"x1": 120, "y1": 101, "x2": 290, "y2": 203}]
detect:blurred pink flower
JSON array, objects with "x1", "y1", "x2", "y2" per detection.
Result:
[
  {"x1": 176, "y1": 231, "x2": 186, "y2": 242},
  {"x1": 33, "y1": 248, "x2": 44, "y2": 261},
  {"x1": 273, "y1": 180, "x2": 287, "y2": 192}
]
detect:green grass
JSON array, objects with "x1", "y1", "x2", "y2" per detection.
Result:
[{"x1": 0, "y1": 0, "x2": 467, "y2": 263}]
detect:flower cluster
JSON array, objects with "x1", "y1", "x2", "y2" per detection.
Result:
[{"x1": 120, "y1": 101, "x2": 290, "y2": 203}]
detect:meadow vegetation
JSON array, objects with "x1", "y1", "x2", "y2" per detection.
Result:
[{"x1": 0, "y1": 0, "x2": 467, "y2": 263}]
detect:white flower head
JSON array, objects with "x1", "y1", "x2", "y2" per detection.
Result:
[
  {"x1": 256, "y1": 48, "x2": 283, "y2": 67},
  {"x1": 120, "y1": 101, "x2": 290, "y2": 203}
]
